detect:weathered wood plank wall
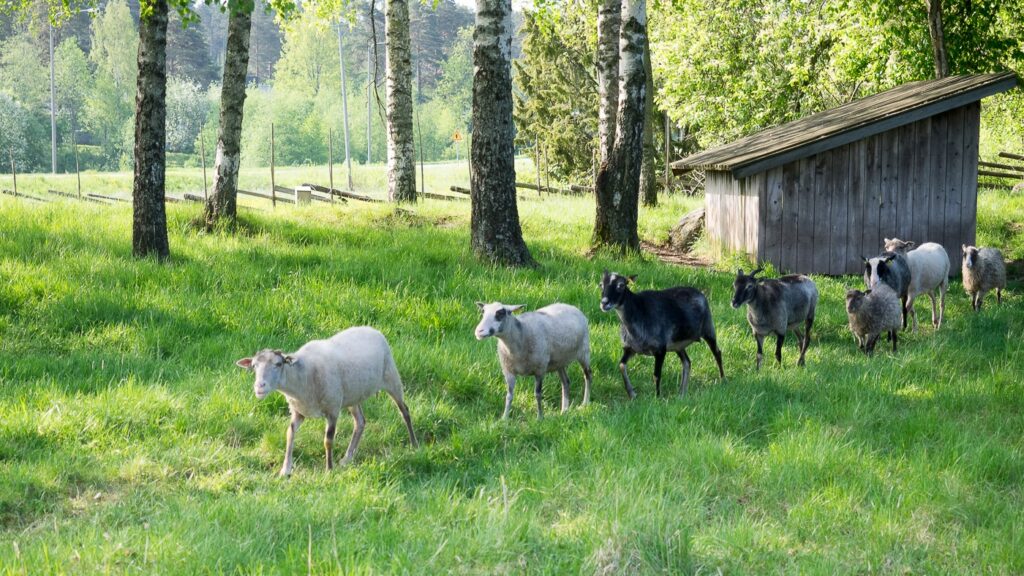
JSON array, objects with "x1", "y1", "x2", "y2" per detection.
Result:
[{"x1": 704, "y1": 103, "x2": 980, "y2": 275}]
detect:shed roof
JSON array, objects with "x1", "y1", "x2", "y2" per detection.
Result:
[{"x1": 672, "y1": 72, "x2": 1018, "y2": 179}]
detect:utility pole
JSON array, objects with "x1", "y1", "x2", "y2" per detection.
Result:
[
  {"x1": 337, "y1": 22, "x2": 353, "y2": 190},
  {"x1": 49, "y1": 23, "x2": 57, "y2": 173},
  {"x1": 366, "y1": 42, "x2": 372, "y2": 165}
]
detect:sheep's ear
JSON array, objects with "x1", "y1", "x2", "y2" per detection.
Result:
[
  {"x1": 283, "y1": 355, "x2": 296, "y2": 365},
  {"x1": 476, "y1": 301, "x2": 486, "y2": 311},
  {"x1": 861, "y1": 256, "x2": 868, "y2": 264},
  {"x1": 906, "y1": 241, "x2": 916, "y2": 249},
  {"x1": 737, "y1": 268, "x2": 744, "y2": 276},
  {"x1": 884, "y1": 254, "x2": 896, "y2": 263},
  {"x1": 236, "y1": 357, "x2": 253, "y2": 370},
  {"x1": 506, "y1": 304, "x2": 525, "y2": 313},
  {"x1": 884, "y1": 237, "x2": 891, "y2": 244},
  {"x1": 962, "y1": 244, "x2": 968, "y2": 252}
]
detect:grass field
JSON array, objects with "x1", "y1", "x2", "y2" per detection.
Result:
[{"x1": 1, "y1": 169, "x2": 1023, "y2": 574}]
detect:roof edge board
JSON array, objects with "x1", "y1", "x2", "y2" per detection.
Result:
[{"x1": 730, "y1": 76, "x2": 1016, "y2": 178}]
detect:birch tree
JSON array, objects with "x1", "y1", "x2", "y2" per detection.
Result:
[
  {"x1": 132, "y1": 0, "x2": 170, "y2": 259},
  {"x1": 593, "y1": 0, "x2": 646, "y2": 251},
  {"x1": 204, "y1": 0, "x2": 253, "y2": 229},
  {"x1": 386, "y1": 0, "x2": 416, "y2": 202},
  {"x1": 596, "y1": 0, "x2": 620, "y2": 163},
  {"x1": 470, "y1": 0, "x2": 534, "y2": 266}
]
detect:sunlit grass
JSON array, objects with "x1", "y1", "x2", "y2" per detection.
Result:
[{"x1": 0, "y1": 182, "x2": 1021, "y2": 573}]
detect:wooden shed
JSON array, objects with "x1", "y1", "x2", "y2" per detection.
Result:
[{"x1": 672, "y1": 72, "x2": 1018, "y2": 275}]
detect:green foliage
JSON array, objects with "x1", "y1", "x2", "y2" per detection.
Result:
[
  {"x1": 0, "y1": 92, "x2": 35, "y2": 170},
  {"x1": 83, "y1": 0, "x2": 136, "y2": 168},
  {"x1": 165, "y1": 77, "x2": 210, "y2": 153},
  {"x1": 0, "y1": 189, "x2": 1023, "y2": 572}
]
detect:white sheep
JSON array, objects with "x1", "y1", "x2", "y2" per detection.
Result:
[
  {"x1": 235, "y1": 326, "x2": 417, "y2": 476},
  {"x1": 961, "y1": 245, "x2": 1007, "y2": 311},
  {"x1": 475, "y1": 302, "x2": 592, "y2": 419},
  {"x1": 883, "y1": 238, "x2": 950, "y2": 331}
]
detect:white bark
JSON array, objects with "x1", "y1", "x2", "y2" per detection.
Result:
[
  {"x1": 597, "y1": 0, "x2": 621, "y2": 164},
  {"x1": 386, "y1": 0, "x2": 416, "y2": 202}
]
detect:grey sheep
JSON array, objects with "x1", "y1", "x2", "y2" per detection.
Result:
[
  {"x1": 475, "y1": 302, "x2": 593, "y2": 419},
  {"x1": 236, "y1": 326, "x2": 418, "y2": 476},
  {"x1": 731, "y1": 268, "x2": 818, "y2": 370},
  {"x1": 846, "y1": 284, "x2": 902, "y2": 356},
  {"x1": 961, "y1": 245, "x2": 1006, "y2": 311}
]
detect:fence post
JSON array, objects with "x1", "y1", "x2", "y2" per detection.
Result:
[
  {"x1": 663, "y1": 114, "x2": 671, "y2": 193},
  {"x1": 200, "y1": 135, "x2": 208, "y2": 201},
  {"x1": 329, "y1": 127, "x2": 334, "y2": 202},
  {"x1": 535, "y1": 140, "x2": 541, "y2": 196},
  {"x1": 75, "y1": 137, "x2": 81, "y2": 199},
  {"x1": 9, "y1": 148, "x2": 16, "y2": 196},
  {"x1": 271, "y1": 123, "x2": 276, "y2": 208}
]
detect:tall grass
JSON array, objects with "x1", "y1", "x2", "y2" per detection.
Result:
[{"x1": 0, "y1": 184, "x2": 1021, "y2": 574}]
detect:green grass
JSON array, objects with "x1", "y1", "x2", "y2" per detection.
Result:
[{"x1": 0, "y1": 178, "x2": 1022, "y2": 574}]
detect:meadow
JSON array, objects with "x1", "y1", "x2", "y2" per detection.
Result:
[{"x1": 0, "y1": 167, "x2": 1022, "y2": 574}]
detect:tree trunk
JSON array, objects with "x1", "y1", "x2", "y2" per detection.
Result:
[
  {"x1": 470, "y1": 0, "x2": 534, "y2": 267},
  {"x1": 597, "y1": 0, "x2": 621, "y2": 164},
  {"x1": 386, "y1": 0, "x2": 417, "y2": 202},
  {"x1": 639, "y1": 30, "x2": 657, "y2": 208},
  {"x1": 132, "y1": 0, "x2": 170, "y2": 260},
  {"x1": 204, "y1": 1, "x2": 252, "y2": 229},
  {"x1": 593, "y1": 0, "x2": 646, "y2": 252},
  {"x1": 925, "y1": 0, "x2": 949, "y2": 79}
]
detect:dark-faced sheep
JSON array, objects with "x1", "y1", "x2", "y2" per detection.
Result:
[
  {"x1": 731, "y1": 268, "x2": 818, "y2": 370},
  {"x1": 863, "y1": 253, "x2": 912, "y2": 328},
  {"x1": 600, "y1": 271, "x2": 724, "y2": 398},
  {"x1": 883, "y1": 238, "x2": 950, "y2": 331}
]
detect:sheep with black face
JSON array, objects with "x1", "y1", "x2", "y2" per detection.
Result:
[
  {"x1": 731, "y1": 268, "x2": 818, "y2": 370},
  {"x1": 863, "y1": 252, "x2": 912, "y2": 327},
  {"x1": 236, "y1": 327, "x2": 417, "y2": 476},
  {"x1": 882, "y1": 238, "x2": 950, "y2": 331},
  {"x1": 600, "y1": 271, "x2": 724, "y2": 398},
  {"x1": 474, "y1": 302, "x2": 592, "y2": 419}
]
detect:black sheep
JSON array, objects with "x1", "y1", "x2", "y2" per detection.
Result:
[
  {"x1": 600, "y1": 271, "x2": 725, "y2": 398},
  {"x1": 862, "y1": 253, "x2": 912, "y2": 328}
]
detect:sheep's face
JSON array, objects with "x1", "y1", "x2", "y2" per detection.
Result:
[
  {"x1": 475, "y1": 302, "x2": 524, "y2": 340},
  {"x1": 863, "y1": 255, "x2": 895, "y2": 290},
  {"x1": 600, "y1": 271, "x2": 635, "y2": 312},
  {"x1": 235, "y1": 350, "x2": 294, "y2": 399},
  {"x1": 962, "y1": 245, "x2": 980, "y2": 269},
  {"x1": 845, "y1": 289, "x2": 867, "y2": 314},
  {"x1": 883, "y1": 238, "x2": 915, "y2": 254},
  {"x1": 731, "y1": 268, "x2": 761, "y2": 308}
]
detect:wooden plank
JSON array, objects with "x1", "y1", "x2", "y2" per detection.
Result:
[
  {"x1": 273, "y1": 185, "x2": 296, "y2": 197},
  {"x1": 238, "y1": 188, "x2": 296, "y2": 204},
  {"x1": 812, "y1": 149, "x2": 832, "y2": 274},
  {"x1": 2, "y1": 189, "x2": 48, "y2": 202},
  {"x1": 829, "y1": 143, "x2": 850, "y2": 275},
  {"x1": 998, "y1": 151, "x2": 1024, "y2": 162},
  {"x1": 896, "y1": 122, "x2": 916, "y2": 241},
  {"x1": 87, "y1": 193, "x2": 129, "y2": 203},
  {"x1": 943, "y1": 106, "x2": 964, "y2": 268},
  {"x1": 862, "y1": 133, "x2": 883, "y2": 262},
  {"x1": 793, "y1": 156, "x2": 815, "y2": 273},
  {"x1": 780, "y1": 160, "x2": 800, "y2": 272},
  {"x1": 910, "y1": 117, "x2": 931, "y2": 245},
  {"x1": 744, "y1": 174, "x2": 760, "y2": 258},
  {"x1": 845, "y1": 139, "x2": 866, "y2": 274},
  {"x1": 927, "y1": 112, "x2": 948, "y2": 252},
  {"x1": 977, "y1": 170, "x2": 1022, "y2": 180},
  {"x1": 878, "y1": 128, "x2": 899, "y2": 255},
  {"x1": 763, "y1": 166, "x2": 784, "y2": 268},
  {"x1": 978, "y1": 161, "x2": 1024, "y2": 173},
  {"x1": 960, "y1": 102, "x2": 981, "y2": 259}
]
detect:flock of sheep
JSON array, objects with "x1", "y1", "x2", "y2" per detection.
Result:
[{"x1": 234, "y1": 238, "x2": 1008, "y2": 476}]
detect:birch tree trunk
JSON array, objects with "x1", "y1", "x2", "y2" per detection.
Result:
[
  {"x1": 593, "y1": 0, "x2": 646, "y2": 251},
  {"x1": 386, "y1": 0, "x2": 417, "y2": 202},
  {"x1": 132, "y1": 0, "x2": 170, "y2": 260},
  {"x1": 596, "y1": 0, "x2": 621, "y2": 164},
  {"x1": 639, "y1": 30, "x2": 657, "y2": 208},
  {"x1": 470, "y1": 0, "x2": 534, "y2": 267},
  {"x1": 204, "y1": 1, "x2": 252, "y2": 229},
  {"x1": 925, "y1": 0, "x2": 949, "y2": 79}
]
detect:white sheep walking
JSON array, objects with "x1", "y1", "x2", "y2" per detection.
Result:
[
  {"x1": 236, "y1": 326, "x2": 417, "y2": 476},
  {"x1": 475, "y1": 302, "x2": 592, "y2": 419},
  {"x1": 883, "y1": 238, "x2": 950, "y2": 331}
]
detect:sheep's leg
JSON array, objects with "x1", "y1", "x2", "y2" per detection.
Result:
[
  {"x1": 501, "y1": 371, "x2": 516, "y2": 419},
  {"x1": 704, "y1": 336, "x2": 725, "y2": 380},
  {"x1": 865, "y1": 334, "x2": 878, "y2": 356},
  {"x1": 754, "y1": 333, "x2": 765, "y2": 371},
  {"x1": 938, "y1": 280, "x2": 947, "y2": 328},
  {"x1": 891, "y1": 329, "x2": 898, "y2": 353},
  {"x1": 580, "y1": 361, "x2": 592, "y2": 406},
  {"x1": 676, "y1": 350, "x2": 691, "y2": 396},
  {"x1": 901, "y1": 294, "x2": 909, "y2": 329},
  {"x1": 653, "y1": 351, "x2": 666, "y2": 398},
  {"x1": 341, "y1": 405, "x2": 365, "y2": 465},
  {"x1": 796, "y1": 323, "x2": 809, "y2": 367},
  {"x1": 557, "y1": 368, "x2": 571, "y2": 413},
  {"x1": 324, "y1": 415, "x2": 337, "y2": 472},
  {"x1": 928, "y1": 292, "x2": 937, "y2": 329},
  {"x1": 774, "y1": 333, "x2": 784, "y2": 366},
  {"x1": 907, "y1": 294, "x2": 918, "y2": 333},
  {"x1": 534, "y1": 375, "x2": 545, "y2": 419},
  {"x1": 997, "y1": 288, "x2": 1002, "y2": 306},
  {"x1": 280, "y1": 412, "x2": 304, "y2": 477},
  {"x1": 388, "y1": 393, "x2": 418, "y2": 448},
  {"x1": 619, "y1": 348, "x2": 637, "y2": 400}
]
